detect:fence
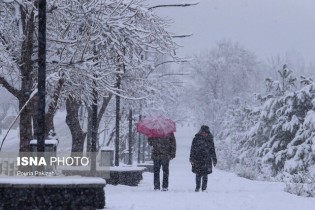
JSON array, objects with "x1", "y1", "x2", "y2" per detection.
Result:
[{"x1": 0, "y1": 159, "x2": 18, "y2": 176}]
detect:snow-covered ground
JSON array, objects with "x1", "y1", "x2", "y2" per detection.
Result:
[{"x1": 105, "y1": 124, "x2": 315, "y2": 210}]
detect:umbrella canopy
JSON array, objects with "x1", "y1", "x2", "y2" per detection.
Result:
[{"x1": 136, "y1": 116, "x2": 176, "y2": 138}]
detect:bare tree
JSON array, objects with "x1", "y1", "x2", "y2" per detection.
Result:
[{"x1": 186, "y1": 41, "x2": 260, "y2": 129}]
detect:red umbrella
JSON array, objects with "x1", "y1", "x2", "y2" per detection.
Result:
[{"x1": 136, "y1": 116, "x2": 176, "y2": 138}]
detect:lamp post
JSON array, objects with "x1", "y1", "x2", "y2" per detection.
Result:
[
  {"x1": 90, "y1": 85, "x2": 97, "y2": 176},
  {"x1": 128, "y1": 109, "x2": 132, "y2": 165},
  {"x1": 137, "y1": 104, "x2": 142, "y2": 163},
  {"x1": 91, "y1": 42, "x2": 99, "y2": 175},
  {"x1": 37, "y1": 0, "x2": 46, "y2": 153},
  {"x1": 142, "y1": 135, "x2": 145, "y2": 163},
  {"x1": 115, "y1": 74, "x2": 121, "y2": 166}
]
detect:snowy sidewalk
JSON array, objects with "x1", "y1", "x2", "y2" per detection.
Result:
[
  {"x1": 105, "y1": 125, "x2": 315, "y2": 210},
  {"x1": 105, "y1": 169, "x2": 315, "y2": 210}
]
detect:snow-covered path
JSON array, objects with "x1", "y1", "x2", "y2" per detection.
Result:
[{"x1": 105, "y1": 125, "x2": 315, "y2": 210}]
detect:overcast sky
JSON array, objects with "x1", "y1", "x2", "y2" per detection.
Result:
[{"x1": 148, "y1": 0, "x2": 315, "y2": 63}]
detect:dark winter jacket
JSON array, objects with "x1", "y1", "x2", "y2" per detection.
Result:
[
  {"x1": 148, "y1": 133, "x2": 176, "y2": 160},
  {"x1": 189, "y1": 132, "x2": 217, "y2": 175}
]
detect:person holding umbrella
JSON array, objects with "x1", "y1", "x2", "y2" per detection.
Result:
[
  {"x1": 136, "y1": 116, "x2": 177, "y2": 191},
  {"x1": 148, "y1": 132, "x2": 176, "y2": 191},
  {"x1": 190, "y1": 125, "x2": 217, "y2": 192}
]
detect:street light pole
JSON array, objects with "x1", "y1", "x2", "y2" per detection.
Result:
[
  {"x1": 137, "y1": 104, "x2": 142, "y2": 163},
  {"x1": 91, "y1": 43, "x2": 99, "y2": 175},
  {"x1": 128, "y1": 109, "x2": 132, "y2": 165},
  {"x1": 90, "y1": 85, "x2": 97, "y2": 176},
  {"x1": 115, "y1": 74, "x2": 121, "y2": 166},
  {"x1": 37, "y1": 0, "x2": 46, "y2": 153}
]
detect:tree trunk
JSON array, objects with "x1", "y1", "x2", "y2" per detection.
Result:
[
  {"x1": 18, "y1": 96, "x2": 34, "y2": 152},
  {"x1": 86, "y1": 108, "x2": 92, "y2": 155},
  {"x1": 65, "y1": 97, "x2": 86, "y2": 156},
  {"x1": 19, "y1": 8, "x2": 36, "y2": 153},
  {"x1": 45, "y1": 78, "x2": 64, "y2": 137},
  {"x1": 86, "y1": 95, "x2": 113, "y2": 153}
]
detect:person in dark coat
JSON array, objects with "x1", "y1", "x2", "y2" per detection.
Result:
[
  {"x1": 189, "y1": 125, "x2": 217, "y2": 192},
  {"x1": 148, "y1": 133, "x2": 176, "y2": 191}
]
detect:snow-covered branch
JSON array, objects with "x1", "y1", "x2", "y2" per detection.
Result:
[
  {"x1": 171, "y1": 33, "x2": 193, "y2": 38},
  {"x1": 154, "y1": 58, "x2": 192, "y2": 68},
  {"x1": 148, "y1": 2, "x2": 200, "y2": 10},
  {"x1": 0, "y1": 76, "x2": 21, "y2": 98}
]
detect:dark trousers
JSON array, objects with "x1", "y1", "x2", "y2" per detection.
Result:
[
  {"x1": 196, "y1": 174, "x2": 208, "y2": 190},
  {"x1": 153, "y1": 159, "x2": 170, "y2": 189}
]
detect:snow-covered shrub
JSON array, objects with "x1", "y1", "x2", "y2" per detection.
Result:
[
  {"x1": 235, "y1": 162, "x2": 260, "y2": 180},
  {"x1": 216, "y1": 98, "x2": 261, "y2": 175},
  {"x1": 236, "y1": 168, "x2": 259, "y2": 180},
  {"x1": 284, "y1": 171, "x2": 315, "y2": 197},
  {"x1": 258, "y1": 83, "x2": 315, "y2": 177},
  {"x1": 217, "y1": 70, "x2": 315, "y2": 182}
]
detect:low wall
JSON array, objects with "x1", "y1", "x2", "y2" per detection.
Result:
[
  {"x1": 62, "y1": 166, "x2": 145, "y2": 186},
  {"x1": 0, "y1": 177, "x2": 105, "y2": 210},
  {"x1": 137, "y1": 163, "x2": 154, "y2": 173},
  {"x1": 107, "y1": 169, "x2": 144, "y2": 186}
]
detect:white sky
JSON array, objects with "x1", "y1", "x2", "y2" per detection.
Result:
[{"x1": 147, "y1": 0, "x2": 315, "y2": 62}]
